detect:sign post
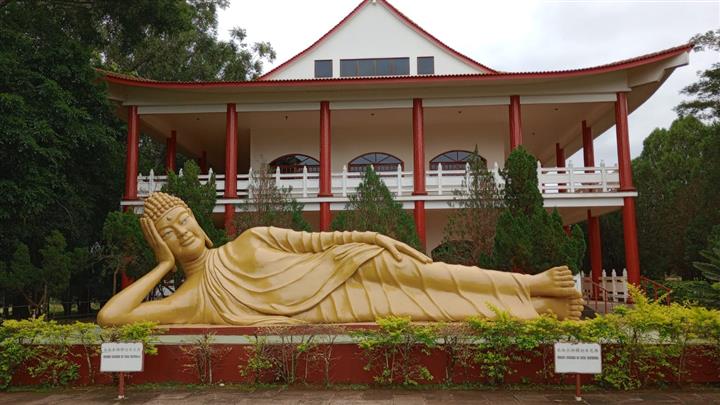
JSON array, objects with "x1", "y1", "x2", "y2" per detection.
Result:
[
  {"x1": 101, "y1": 342, "x2": 144, "y2": 400},
  {"x1": 554, "y1": 342, "x2": 601, "y2": 402}
]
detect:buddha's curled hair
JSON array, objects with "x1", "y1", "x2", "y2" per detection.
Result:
[{"x1": 143, "y1": 192, "x2": 189, "y2": 223}]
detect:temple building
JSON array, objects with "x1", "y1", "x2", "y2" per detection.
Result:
[{"x1": 101, "y1": 0, "x2": 692, "y2": 287}]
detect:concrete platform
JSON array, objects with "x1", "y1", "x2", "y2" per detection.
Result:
[{"x1": 2, "y1": 386, "x2": 720, "y2": 404}]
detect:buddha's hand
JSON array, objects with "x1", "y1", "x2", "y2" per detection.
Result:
[
  {"x1": 375, "y1": 234, "x2": 432, "y2": 263},
  {"x1": 140, "y1": 218, "x2": 176, "y2": 270}
]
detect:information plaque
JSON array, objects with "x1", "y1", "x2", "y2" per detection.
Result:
[
  {"x1": 554, "y1": 342, "x2": 602, "y2": 374},
  {"x1": 100, "y1": 342, "x2": 144, "y2": 373}
]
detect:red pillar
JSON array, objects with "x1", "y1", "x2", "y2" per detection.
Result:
[
  {"x1": 199, "y1": 150, "x2": 208, "y2": 173},
  {"x1": 509, "y1": 95, "x2": 523, "y2": 150},
  {"x1": 120, "y1": 106, "x2": 139, "y2": 288},
  {"x1": 583, "y1": 120, "x2": 603, "y2": 295},
  {"x1": 224, "y1": 103, "x2": 238, "y2": 234},
  {"x1": 165, "y1": 130, "x2": 177, "y2": 174},
  {"x1": 123, "y1": 106, "x2": 139, "y2": 200},
  {"x1": 555, "y1": 143, "x2": 565, "y2": 167},
  {"x1": 412, "y1": 98, "x2": 427, "y2": 249},
  {"x1": 319, "y1": 101, "x2": 332, "y2": 231},
  {"x1": 615, "y1": 92, "x2": 640, "y2": 285}
]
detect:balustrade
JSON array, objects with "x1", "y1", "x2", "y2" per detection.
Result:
[{"x1": 136, "y1": 162, "x2": 621, "y2": 200}]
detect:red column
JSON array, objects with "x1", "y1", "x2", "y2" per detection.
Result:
[
  {"x1": 123, "y1": 106, "x2": 139, "y2": 200},
  {"x1": 224, "y1": 103, "x2": 238, "y2": 234},
  {"x1": 509, "y1": 95, "x2": 523, "y2": 150},
  {"x1": 199, "y1": 150, "x2": 208, "y2": 173},
  {"x1": 556, "y1": 143, "x2": 567, "y2": 204},
  {"x1": 319, "y1": 101, "x2": 332, "y2": 231},
  {"x1": 412, "y1": 98, "x2": 427, "y2": 249},
  {"x1": 582, "y1": 121, "x2": 594, "y2": 169},
  {"x1": 615, "y1": 92, "x2": 640, "y2": 285},
  {"x1": 555, "y1": 143, "x2": 565, "y2": 167},
  {"x1": 582, "y1": 120, "x2": 603, "y2": 296},
  {"x1": 165, "y1": 130, "x2": 177, "y2": 174},
  {"x1": 121, "y1": 106, "x2": 139, "y2": 287}
]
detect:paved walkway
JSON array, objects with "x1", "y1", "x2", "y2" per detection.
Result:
[{"x1": 2, "y1": 386, "x2": 720, "y2": 404}]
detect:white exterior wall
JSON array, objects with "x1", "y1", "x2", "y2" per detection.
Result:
[
  {"x1": 426, "y1": 122, "x2": 507, "y2": 169},
  {"x1": 249, "y1": 112, "x2": 506, "y2": 172},
  {"x1": 267, "y1": 2, "x2": 483, "y2": 80}
]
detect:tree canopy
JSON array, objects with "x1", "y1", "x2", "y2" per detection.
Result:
[
  {"x1": 490, "y1": 148, "x2": 586, "y2": 274},
  {"x1": 435, "y1": 148, "x2": 502, "y2": 266},
  {"x1": 332, "y1": 167, "x2": 421, "y2": 250},
  {"x1": 0, "y1": 0, "x2": 274, "y2": 318}
]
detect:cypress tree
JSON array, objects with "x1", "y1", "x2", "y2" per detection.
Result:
[
  {"x1": 491, "y1": 147, "x2": 586, "y2": 274},
  {"x1": 332, "y1": 167, "x2": 421, "y2": 250}
]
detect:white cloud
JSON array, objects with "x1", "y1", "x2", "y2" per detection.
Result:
[{"x1": 218, "y1": 0, "x2": 720, "y2": 165}]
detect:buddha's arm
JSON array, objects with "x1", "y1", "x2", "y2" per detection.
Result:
[
  {"x1": 97, "y1": 262, "x2": 176, "y2": 325},
  {"x1": 263, "y1": 227, "x2": 431, "y2": 263}
]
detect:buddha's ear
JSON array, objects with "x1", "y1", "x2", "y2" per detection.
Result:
[
  {"x1": 203, "y1": 232, "x2": 214, "y2": 249},
  {"x1": 189, "y1": 210, "x2": 214, "y2": 248}
]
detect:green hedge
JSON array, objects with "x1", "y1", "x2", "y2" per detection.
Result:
[
  {"x1": 0, "y1": 317, "x2": 159, "y2": 389},
  {"x1": 1, "y1": 289, "x2": 719, "y2": 390}
]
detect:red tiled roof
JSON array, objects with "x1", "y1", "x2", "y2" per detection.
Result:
[
  {"x1": 99, "y1": 43, "x2": 692, "y2": 89},
  {"x1": 259, "y1": 0, "x2": 497, "y2": 80}
]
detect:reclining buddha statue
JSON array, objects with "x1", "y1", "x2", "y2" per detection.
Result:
[{"x1": 97, "y1": 192, "x2": 584, "y2": 326}]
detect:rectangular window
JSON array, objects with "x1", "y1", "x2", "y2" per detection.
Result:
[
  {"x1": 314, "y1": 60, "x2": 333, "y2": 78},
  {"x1": 339, "y1": 57, "x2": 410, "y2": 77},
  {"x1": 417, "y1": 56, "x2": 434, "y2": 75},
  {"x1": 340, "y1": 59, "x2": 356, "y2": 77}
]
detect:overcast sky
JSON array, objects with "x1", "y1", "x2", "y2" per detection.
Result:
[{"x1": 218, "y1": 0, "x2": 720, "y2": 165}]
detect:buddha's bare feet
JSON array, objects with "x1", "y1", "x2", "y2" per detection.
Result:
[
  {"x1": 532, "y1": 296, "x2": 585, "y2": 321},
  {"x1": 527, "y1": 266, "x2": 581, "y2": 298}
]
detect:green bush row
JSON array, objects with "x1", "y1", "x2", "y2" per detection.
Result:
[
  {"x1": 349, "y1": 290, "x2": 720, "y2": 389},
  {"x1": 0, "y1": 317, "x2": 158, "y2": 389},
  {"x1": 2, "y1": 290, "x2": 719, "y2": 390}
]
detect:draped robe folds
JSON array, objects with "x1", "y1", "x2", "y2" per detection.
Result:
[{"x1": 194, "y1": 227, "x2": 539, "y2": 325}]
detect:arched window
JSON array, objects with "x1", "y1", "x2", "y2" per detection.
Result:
[
  {"x1": 269, "y1": 154, "x2": 319, "y2": 174},
  {"x1": 348, "y1": 152, "x2": 403, "y2": 172},
  {"x1": 429, "y1": 150, "x2": 485, "y2": 171}
]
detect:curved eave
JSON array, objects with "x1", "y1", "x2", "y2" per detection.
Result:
[{"x1": 100, "y1": 43, "x2": 692, "y2": 93}]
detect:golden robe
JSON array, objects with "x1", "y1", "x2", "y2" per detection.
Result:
[{"x1": 192, "y1": 227, "x2": 538, "y2": 325}]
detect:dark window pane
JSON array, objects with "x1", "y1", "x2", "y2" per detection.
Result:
[
  {"x1": 340, "y1": 59, "x2": 357, "y2": 77},
  {"x1": 430, "y1": 150, "x2": 484, "y2": 170},
  {"x1": 270, "y1": 154, "x2": 319, "y2": 174},
  {"x1": 358, "y1": 59, "x2": 375, "y2": 76},
  {"x1": 349, "y1": 152, "x2": 404, "y2": 172},
  {"x1": 314, "y1": 60, "x2": 332, "y2": 78},
  {"x1": 417, "y1": 56, "x2": 434, "y2": 75},
  {"x1": 394, "y1": 58, "x2": 410, "y2": 75},
  {"x1": 376, "y1": 59, "x2": 391, "y2": 76}
]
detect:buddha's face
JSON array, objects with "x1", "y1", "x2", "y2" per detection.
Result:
[{"x1": 155, "y1": 206, "x2": 208, "y2": 262}]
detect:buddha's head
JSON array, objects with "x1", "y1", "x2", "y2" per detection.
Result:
[{"x1": 142, "y1": 192, "x2": 213, "y2": 263}]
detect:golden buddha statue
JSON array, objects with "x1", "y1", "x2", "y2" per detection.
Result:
[{"x1": 97, "y1": 193, "x2": 584, "y2": 326}]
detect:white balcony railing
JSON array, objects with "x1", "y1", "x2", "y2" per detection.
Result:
[{"x1": 137, "y1": 160, "x2": 620, "y2": 200}]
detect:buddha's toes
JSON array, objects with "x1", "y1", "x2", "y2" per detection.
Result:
[
  {"x1": 532, "y1": 296, "x2": 585, "y2": 321},
  {"x1": 528, "y1": 266, "x2": 581, "y2": 298}
]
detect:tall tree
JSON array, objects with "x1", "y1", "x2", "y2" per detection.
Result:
[
  {"x1": 676, "y1": 30, "x2": 720, "y2": 121},
  {"x1": 233, "y1": 164, "x2": 311, "y2": 236},
  {"x1": 490, "y1": 148, "x2": 585, "y2": 274},
  {"x1": 633, "y1": 116, "x2": 719, "y2": 279},
  {"x1": 0, "y1": 231, "x2": 75, "y2": 317},
  {"x1": 435, "y1": 148, "x2": 503, "y2": 265},
  {"x1": 98, "y1": 0, "x2": 276, "y2": 81},
  {"x1": 332, "y1": 167, "x2": 421, "y2": 250}
]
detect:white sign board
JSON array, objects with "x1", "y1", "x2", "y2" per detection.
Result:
[
  {"x1": 100, "y1": 342, "x2": 144, "y2": 373},
  {"x1": 554, "y1": 342, "x2": 601, "y2": 374}
]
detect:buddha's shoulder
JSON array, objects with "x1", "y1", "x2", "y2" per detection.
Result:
[{"x1": 225, "y1": 226, "x2": 288, "y2": 247}]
